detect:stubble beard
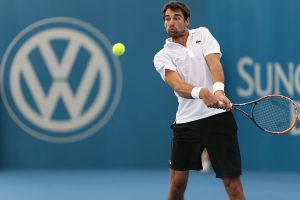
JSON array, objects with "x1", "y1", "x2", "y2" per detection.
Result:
[{"x1": 167, "y1": 28, "x2": 185, "y2": 39}]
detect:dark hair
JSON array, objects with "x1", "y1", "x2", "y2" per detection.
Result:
[{"x1": 163, "y1": 1, "x2": 190, "y2": 20}]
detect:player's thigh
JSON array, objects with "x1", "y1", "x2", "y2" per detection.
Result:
[{"x1": 205, "y1": 112, "x2": 241, "y2": 178}]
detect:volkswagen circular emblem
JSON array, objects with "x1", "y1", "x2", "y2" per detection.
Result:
[{"x1": 0, "y1": 17, "x2": 122, "y2": 143}]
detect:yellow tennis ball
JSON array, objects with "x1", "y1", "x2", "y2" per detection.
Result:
[{"x1": 112, "y1": 43, "x2": 126, "y2": 56}]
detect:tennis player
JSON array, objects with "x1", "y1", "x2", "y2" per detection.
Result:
[{"x1": 153, "y1": 1, "x2": 246, "y2": 200}]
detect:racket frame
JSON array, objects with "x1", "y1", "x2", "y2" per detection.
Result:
[{"x1": 231, "y1": 94, "x2": 299, "y2": 134}]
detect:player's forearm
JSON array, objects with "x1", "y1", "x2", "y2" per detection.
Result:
[
  {"x1": 165, "y1": 69, "x2": 210, "y2": 99},
  {"x1": 165, "y1": 69, "x2": 195, "y2": 99},
  {"x1": 174, "y1": 83, "x2": 215, "y2": 100},
  {"x1": 173, "y1": 83, "x2": 194, "y2": 99}
]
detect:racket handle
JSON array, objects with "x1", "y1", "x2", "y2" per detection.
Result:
[{"x1": 218, "y1": 101, "x2": 233, "y2": 110}]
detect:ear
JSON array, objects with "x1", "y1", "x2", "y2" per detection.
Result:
[
  {"x1": 185, "y1": 18, "x2": 190, "y2": 27},
  {"x1": 163, "y1": 18, "x2": 168, "y2": 28}
]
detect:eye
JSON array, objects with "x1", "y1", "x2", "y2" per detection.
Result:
[
  {"x1": 165, "y1": 16, "x2": 171, "y2": 21},
  {"x1": 174, "y1": 16, "x2": 182, "y2": 21}
]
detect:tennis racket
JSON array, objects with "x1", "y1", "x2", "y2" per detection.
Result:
[{"x1": 231, "y1": 94, "x2": 299, "y2": 134}]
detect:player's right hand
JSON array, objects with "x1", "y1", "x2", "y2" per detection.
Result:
[
  {"x1": 214, "y1": 91, "x2": 232, "y2": 111},
  {"x1": 200, "y1": 88, "x2": 221, "y2": 109}
]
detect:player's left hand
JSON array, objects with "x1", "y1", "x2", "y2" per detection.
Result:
[{"x1": 214, "y1": 91, "x2": 231, "y2": 110}]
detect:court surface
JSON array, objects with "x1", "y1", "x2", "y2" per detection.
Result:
[{"x1": 0, "y1": 169, "x2": 299, "y2": 200}]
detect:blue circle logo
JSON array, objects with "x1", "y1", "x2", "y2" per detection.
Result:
[{"x1": 1, "y1": 17, "x2": 122, "y2": 143}]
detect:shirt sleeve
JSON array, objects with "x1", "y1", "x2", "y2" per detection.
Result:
[
  {"x1": 200, "y1": 27, "x2": 222, "y2": 57},
  {"x1": 153, "y1": 51, "x2": 177, "y2": 81}
]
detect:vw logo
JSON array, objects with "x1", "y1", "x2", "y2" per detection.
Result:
[{"x1": 0, "y1": 17, "x2": 122, "y2": 143}]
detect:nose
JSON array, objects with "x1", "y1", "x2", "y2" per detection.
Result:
[
  {"x1": 168, "y1": 18, "x2": 175, "y2": 26},
  {"x1": 170, "y1": 18, "x2": 176, "y2": 24}
]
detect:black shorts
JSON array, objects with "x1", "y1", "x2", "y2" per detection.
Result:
[{"x1": 170, "y1": 112, "x2": 242, "y2": 178}]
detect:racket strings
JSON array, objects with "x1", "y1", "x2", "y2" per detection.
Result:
[{"x1": 252, "y1": 97, "x2": 296, "y2": 133}]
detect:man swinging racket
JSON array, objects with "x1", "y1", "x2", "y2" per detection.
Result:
[{"x1": 153, "y1": 1, "x2": 246, "y2": 200}]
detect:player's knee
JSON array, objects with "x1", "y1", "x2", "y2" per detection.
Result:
[
  {"x1": 170, "y1": 179, "x2": 187, "y2": 193},
  {"x1": 229, "y1": 184, "x2": 243, "y2": 197},
  {"x1": 224, "y1": 178, "x2": 243, "y2": 196}
]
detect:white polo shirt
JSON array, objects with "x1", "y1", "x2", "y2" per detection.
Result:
[{"x1": 154, "y1": 27, "x2": 225, "y2": 124}]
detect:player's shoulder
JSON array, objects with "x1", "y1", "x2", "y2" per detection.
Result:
[
  {"x1": 189, "y1": 27, "x2": 213, "y2": 42},
  {"x1": 154, "y1": 41, "x2": 173, "y2": 58},
  {"x1": 190, "y1": 27, "x2": 210, "y2": 35},
  {"x1": 155, "y1": 47, "x2": 166, "y2": 55},
  {"x1": 154, "y1": 48, "x2": 171, "y2": 61}
]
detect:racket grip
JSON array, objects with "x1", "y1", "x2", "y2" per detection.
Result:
[{"x1": 218, "y1": 101, "x2": 233, "y2": 110}]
